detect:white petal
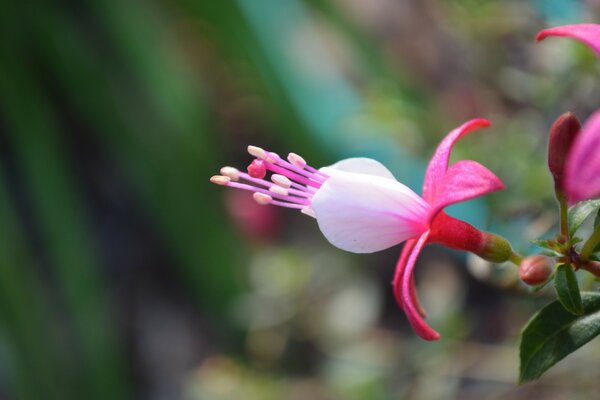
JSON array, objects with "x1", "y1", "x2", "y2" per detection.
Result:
[
  {"x1": 321, "y1": 158, "x2": 396, "y2": 180},
  {"x1": 311, "y1": 170, "x2": 430, "y2": 253}
]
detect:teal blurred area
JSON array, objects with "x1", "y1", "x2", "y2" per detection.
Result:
[{"x1": 1, "y1": 0, "x2": 600, "y2": 399}]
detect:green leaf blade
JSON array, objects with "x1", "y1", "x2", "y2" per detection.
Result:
[
  {"x1": 568, "y1": 199, "x2": 600, "y2": 236},
  {"x1": 519, "y1": 292, "x2": 600, "y2": 383},
  {"x1": 554, "y1": 264, "x2": 583, "y2": 315}
]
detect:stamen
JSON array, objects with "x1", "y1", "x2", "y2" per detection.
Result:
[
  {"x1": 288, "y1": 153, "x2": 306, "y2": 168},
  {"x1": 210, "y1": 175, "x2": 230, "y2": 185},
  {"x1": 253, "y1": 192, "x2": 272, "y2": 205},
  {"x1": 248, "y1": 145, "x2": 267, "y2": 160},
  {"x1": 265, "y1": 152, "x2": 279, "y2": 163},
  {"x1": 226, "y1": 181, "x2": 310, "y2": 205},
  {"x1": 217, "y1": 145, "x2": 330, "y2": 215},
  {"x1": 220, "y1": 166, "x2": 240, "y2": 181},
  {"x1": 271, "y1": 174, "x2": 291, "y2": 188},
  {"x1": 269, "y1": 185, "x2": 289, "y2": 196},
  {"x1": 264, "y1": 163, "x2": 322, "y2": 188}
]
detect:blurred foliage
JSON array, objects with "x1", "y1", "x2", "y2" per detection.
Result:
[{"x1": 2, "y1": 0, "x2": 600, "y2": 399}]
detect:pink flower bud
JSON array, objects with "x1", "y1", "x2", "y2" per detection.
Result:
[
  {"x1": 548, "y1": 112, "x2": 580, "y2": 193},
  {"x1": 519, "y1": 255, "x2": 554, "y2": 286}
]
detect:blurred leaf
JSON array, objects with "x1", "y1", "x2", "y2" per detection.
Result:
[
  {"x1": 0, "y1": 37, "x2": 130, "y2": 400},
  {"x1": 568, "y1": 199, "x2": 600, "y2": 236},
  {"x1": 554, "y1": 264, "x2": 583, "y2": 315},
  {"x1": 0, "y1": 171, "x2": 70, "y2": 400},
  {"x1": 519, "y1": 292, "x2": 600, "y2": 383}
]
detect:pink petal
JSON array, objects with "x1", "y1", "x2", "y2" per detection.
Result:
[
  {"x1": 422, "y1": 119, "x2": 491, "y2": 203},
  {"x1": 400, "y1": 231, "x2": 441, "y2": 341},
  {"x1": 428, "y1": 160, "x2": 505, "y2": 221},
  {"x1": 565, "y1": 110, "x2": 600, "y2": 203},
  {"x1": 537, "y1": 24, "x2": 600, "y2": 57},
  {"x1": 311, "y1": 169, "x2": 430, "y2": 253}
]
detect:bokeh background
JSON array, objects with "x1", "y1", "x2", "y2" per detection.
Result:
[{"x1": 2, "y1": 0, "x2": 600, "y2": 399}]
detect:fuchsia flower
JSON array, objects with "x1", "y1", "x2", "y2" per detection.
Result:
[
  {"x1": 537, "y1": 24, "x2": 600, "y2": 203},
  {"x1": 211, "y1": 119, "x2": 512, "y2": 340},
  {"x1": 564, "y1": 110, "x2": 600, "y2": 203}
]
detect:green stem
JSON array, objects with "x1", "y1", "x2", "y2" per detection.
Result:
[
  {"x1": 581, "y1": 225, "x2": 600, "y2": 261},
  {"x1": 556, "y1": 189, "x2": 569, "y2": 239},
  {"x1": 509, "y1": 251, "x2": 524, "y2": 266}
]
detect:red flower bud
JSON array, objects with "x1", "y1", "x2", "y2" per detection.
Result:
[
  {"x1": 548, "y1": 112, "x2": 581, "y2": 193},
  {"x1": 519, "y1": 255, "x2": 554, "y2": 286}
]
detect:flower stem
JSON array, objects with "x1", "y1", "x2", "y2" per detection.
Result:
[
  {"x1": 580, "y1": 225, "x2": 600, "y2": 261},
  {"x1": 556, "y1": 189, "x2": 569, "y2": 239},
  {"x1": 509, "y1": 251, "x2": 524, "y2": 266}
]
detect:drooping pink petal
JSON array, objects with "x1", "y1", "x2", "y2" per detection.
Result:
[
  {"x1": 428, "y1": 160, "x2": 505, "y2": 221},
  {"x1": 321, "y1": 157, "x2": 397, "y2": 180},
  {"x1": 392, "y1": 239, "x2": 428, "y2": 319},
  {"x1": 422, "y1": 119, "x2": 491, "y2": 203},
  {"x1": 536, "y1": 24, "x2": 600, "y2": 57},
  {"x1": 565, "y1": 109, "x2": 600, "y2": 203},
  {"x1": 392, "y1": 239, "x2": 417, "y2": 310},
  {"x1": 400, "y1": 231, "x2": 441, "y2": 341},
  {"x1": 311, "y1": 169, "x2": 430, "y2": 253}
]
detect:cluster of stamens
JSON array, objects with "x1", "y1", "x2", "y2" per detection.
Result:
[{"x1": 210, "y1": 146, "x2": 329, "y2": 218}]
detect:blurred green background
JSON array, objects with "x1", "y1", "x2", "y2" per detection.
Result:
[{"x1": 1, "y1": 0, "x2": 600, "y2": 399}]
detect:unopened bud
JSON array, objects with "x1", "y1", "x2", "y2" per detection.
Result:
[
  {"x1": 548, "y1": 112, "x2": 581, "y2": 193},
  {"x1": 519, "y1": 255, "x2": 554, "y2": 286}
]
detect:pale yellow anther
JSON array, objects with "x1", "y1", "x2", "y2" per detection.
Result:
[
  {"x1": 247, "y1": 145, "x2": 267, "y2": 160},
  {"x1": 269, "y1": 185, "x2": 288, "y2": 196},
  {"x1": 220, "y1": 166, "x2": 240, "y2": 180},
  {"x1": 265, "y1": 152, "x2": 280, "y2": 163},
  {"x1": 271, "y1": 174, "x2": 292, "y2": 188},
  {"x1": 253, "y1": 192, "x2": 272, "y2": 205},
  {"x1": 210, "y1": 175, "x2": 231, "y2": 186},
  {"x1": 288, "y1": 153, "x2": 306, "y2": 168}
]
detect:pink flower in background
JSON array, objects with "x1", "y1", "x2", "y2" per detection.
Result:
[
  {"x1": 564, "y1": 110, "x2": 600, "y2": 203},
  {"x1": 211, "y1": 119, "x2": 511, "y2": 340},
  {"x1": 536, "y1": 24, "x2": 600, "y2": 203},
  {"x1": 536, "y1": 24, "x2": 600, "y2": 56}
]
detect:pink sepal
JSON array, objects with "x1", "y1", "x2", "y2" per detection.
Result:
[
  {"x1": 400, "y1": 231, "x2": 441, "y2": 341},
  {"x1": 422, "y1": 119, "x2": 491, "y2": 203},
  {"x1": 428, "y1": 160, "x2": 505, "y2": 221},
  {"x1": 537, "y1": 24, "x2": 600, "y2": 57}
]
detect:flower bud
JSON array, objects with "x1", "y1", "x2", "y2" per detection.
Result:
[
  {"x1": 548, "y1": 112, "x2": 581, "y2": 193},
  {"x1": 519, "y1": 255, "x2": 554, "y2": 286}
]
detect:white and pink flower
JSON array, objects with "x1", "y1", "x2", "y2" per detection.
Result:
[{"x1": 211, "y1": 119, "x2": 512, "y2": 340}]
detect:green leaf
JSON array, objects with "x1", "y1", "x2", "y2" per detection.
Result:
[
  {"x1": 554, "y1": 264, "x2": 583, "y2": 315},
  {"x1": 594, "y1": 209, "x2": 600, "y2": 229},
  {"x1": 519, "y1": 292, "x2": 600, "y2": 383},
  {"x1": 568, "y1": 199, "x2": 600, "y2": 236}
]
